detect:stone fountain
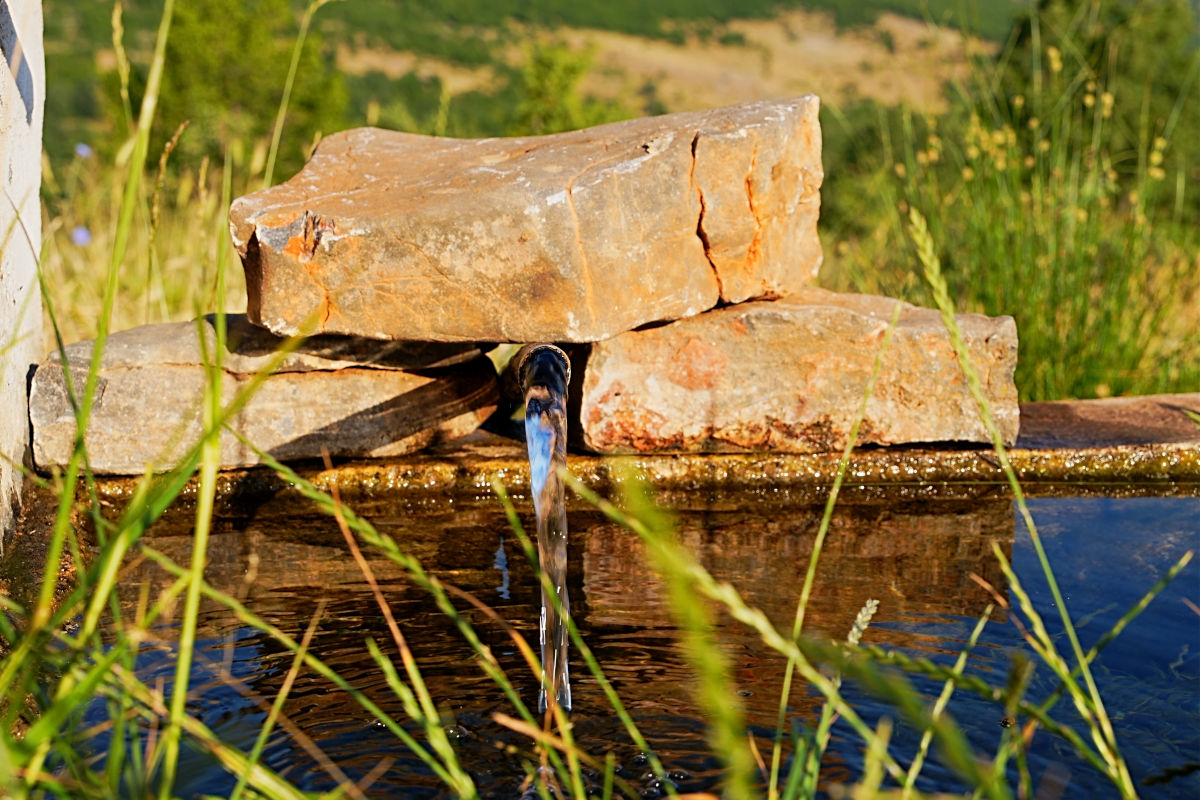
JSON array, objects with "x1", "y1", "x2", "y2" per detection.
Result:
[{"x1": 23, "y1": 97, "x2": 1200, "y2": 718}]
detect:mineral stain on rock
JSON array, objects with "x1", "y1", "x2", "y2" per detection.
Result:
[{"x1": 666, "y1": 338, "x2": 727, "y2": 391}]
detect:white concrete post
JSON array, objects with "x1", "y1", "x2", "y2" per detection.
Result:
[{"x1": 1, "y1": 0, "x2": 45, "y2": 544}]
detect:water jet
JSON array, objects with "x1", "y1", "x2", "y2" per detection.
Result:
[{"x1": 515, "y1": 343, "x2": 573, "y2": 713}]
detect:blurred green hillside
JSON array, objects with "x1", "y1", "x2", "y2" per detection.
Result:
[{"x1": 43, "y1": 0, "x2": 1022, "y2": 166}]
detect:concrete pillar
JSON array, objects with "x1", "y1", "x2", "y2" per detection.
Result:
[{"x1": 1, "y1": 1, "x2": 45, "y2": 544}]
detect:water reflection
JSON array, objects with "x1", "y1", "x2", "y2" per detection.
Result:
[{"x1": 92, "y1": 492, "x2": 1197, "y2": 799}]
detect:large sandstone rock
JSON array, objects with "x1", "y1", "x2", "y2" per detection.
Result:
[
  {"x1": 574, "y1": 288, "x2": 1019, "y2": 453},
  {"x1": 230, "y1": 96, "x2": 823, "y2": 343},
  {"x1": 29, "y1": 316, "x2": 497, "y2": 474}
]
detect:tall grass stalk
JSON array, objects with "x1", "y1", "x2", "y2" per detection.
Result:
[
  {"x1": 158, "y1": 145, "x2": 229, "y2": 797},
  {"x1": 263, "y1": 0, "x2": 342, "y2": 189},
  {"x1": 326, "y1": 470, "x2": 478, "y2": 798},
  {"x1": 901, "y1": 607, "x2": 992, "y2": 797},
  {"x1": 565, "y1": 474, "x2": 939, "y2": 792},
  {"x1": 228, "y1": 602, "x2": 324, "y2": 800},
  {"x1": 621, "y1": 474, "x2": 758, "y2": 800},
  {"x1": 4, "y1": 0, "x2": 177, "y2": 790},
  {"x1": 567, "y1": 472, "x2": 1031, "y2": 798},
  {"x1": 30, "y1": 0, "x2": 175, "y2": 641},
  {"x1": 769, "y1": 298, "x2": 902, "y2": 799},
  {"x1": 138, "y1": 543, "x2": 469, "y2": 792},
  {"x1": 907, "y1": 206, "x2": 1158, "y2": 798},
  {"x1": 232, "y1": 446, "x2": 566, "y2": 794},
  {"x1": 108, "y1": 660, "x2": 310, "y2": 800},
  {"x1": 824, "y1": 12, "x2": 1198, "y2": 400},
  {"x1": 493, "y1": 481, "x2": 675, "y2": 795}
]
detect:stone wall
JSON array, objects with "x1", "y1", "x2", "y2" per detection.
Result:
[
  {"x1": 29, "y1": 96, "x2": 1023, "y2": 474},
  {"x1": 0, "y1": 1, "x2": 44, "y2": 543}
]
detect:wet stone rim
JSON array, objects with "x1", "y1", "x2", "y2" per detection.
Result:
[{"x1": 83, "y1": 394, "x2": 1200, "y2": 505}]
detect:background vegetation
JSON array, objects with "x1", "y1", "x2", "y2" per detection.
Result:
[{"x1": 39, "y1": 0, "x2": 1200, "y2": 399}]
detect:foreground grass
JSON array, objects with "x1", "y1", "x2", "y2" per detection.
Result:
[
  {"x1": 11, "y1": 148, "x2": 1194, "y2": 798},
  {"x1": 40, "y1": 127, "x2": 248, "y2": 346},
  {"x1": 6, "y1": 2, "x2": 1195, "y2": 798},
  {"x1": 6, "y1": 206, "x2": 1194, "y2": 797},
  {"x1": 5, "y1": 277, "x2": 1189, "y2": 799}
]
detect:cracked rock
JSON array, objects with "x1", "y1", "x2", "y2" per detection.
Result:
[
  {"x1": 230, "y1": 96, "x2": 823, "y2": 342},
  {"x1": 573, "y1": 288, "x2": 1019, "y2": 453},
  {"x1": 28, "y1": 316, "x2": 498, "y2": 474}
]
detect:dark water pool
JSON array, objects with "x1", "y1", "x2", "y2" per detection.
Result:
[{"x1": 88, "y1": 489, "x2": 1198, "y2": 798}]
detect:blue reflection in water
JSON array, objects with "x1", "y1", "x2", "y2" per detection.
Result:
[
  {"x1": 524, "y1": 412, "x2": 554, "y2": 516},
  {"x1": 841, "y1": 497, "x2": 1199, "y2": 799},
  {"x1": 494, "y1": 532, "x2": 511, "y2": 600}
]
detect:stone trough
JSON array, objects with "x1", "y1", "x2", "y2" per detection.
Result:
[{"x1": 23, "y1": 96, "x2": 1198, "y2": 487}]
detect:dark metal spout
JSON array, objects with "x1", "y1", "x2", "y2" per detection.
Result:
[{"x1": 515, "y1": 344, "x2": 572, "y2": 714}]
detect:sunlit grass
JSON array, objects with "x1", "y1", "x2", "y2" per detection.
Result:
[
  {"x1": 39, "y1": 143, "x2": 249, "y2": 347},
  {"x1": 821, "y1": 15, "x2": 1199, "y2": 402}
]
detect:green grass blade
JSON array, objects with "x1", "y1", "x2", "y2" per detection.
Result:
[
  {"x1": 563, "y1": 474, "x2": 922, "y2": 792},
  {"x1": 902, "y1": 607, "x2": 993, "y2": 795},
  {"x1": 908, "y1": 206, "x2": 1137, "y2": 796},
  {"x1": 263, "y1": 0, "x2": 342, "y2": 188},
  {"x1": 770, "y1": 299, "x2": 903, "y2": 798}
]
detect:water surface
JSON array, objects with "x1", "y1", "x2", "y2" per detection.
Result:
[{"x1": 87, "y1": 489, "x2": 1198, "y2": 798}]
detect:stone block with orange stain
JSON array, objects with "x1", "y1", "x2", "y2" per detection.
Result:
[
  {"x1": 229, "y1": 97, "x2": 823, "y2": 343},
  {"x1": 574, "y1": 287, "x2": 1019, "y2": 453}
]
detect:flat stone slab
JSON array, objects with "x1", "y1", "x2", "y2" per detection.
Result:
[
  {"x1": 230, "y1": 96, "x2": 822, "y2": 342},
  {"x1": 573, "y1": 288, "x2": 1019, "y2": 453},
  {"x1": 1015, "y1": 394, "x2": 1200, "y2": 449},
  {"x1": 81, "y1": 393, "x2": 1200, "y2": 511},
  {"x1": 29, "y1": 316, "x2": 498, "y2": 474}
]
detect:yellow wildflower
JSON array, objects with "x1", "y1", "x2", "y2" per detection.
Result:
[{"x1": 1047, "y1": 46, "x2": 1062, "y2": 73}]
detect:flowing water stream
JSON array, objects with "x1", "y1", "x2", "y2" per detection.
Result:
[{"x1": 516, "y1": 343, "x2": 573, "y2": 714}]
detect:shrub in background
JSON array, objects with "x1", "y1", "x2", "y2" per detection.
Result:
[{"x1": 820, "y1": 0, "x2": 1199, "y2": 401}]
